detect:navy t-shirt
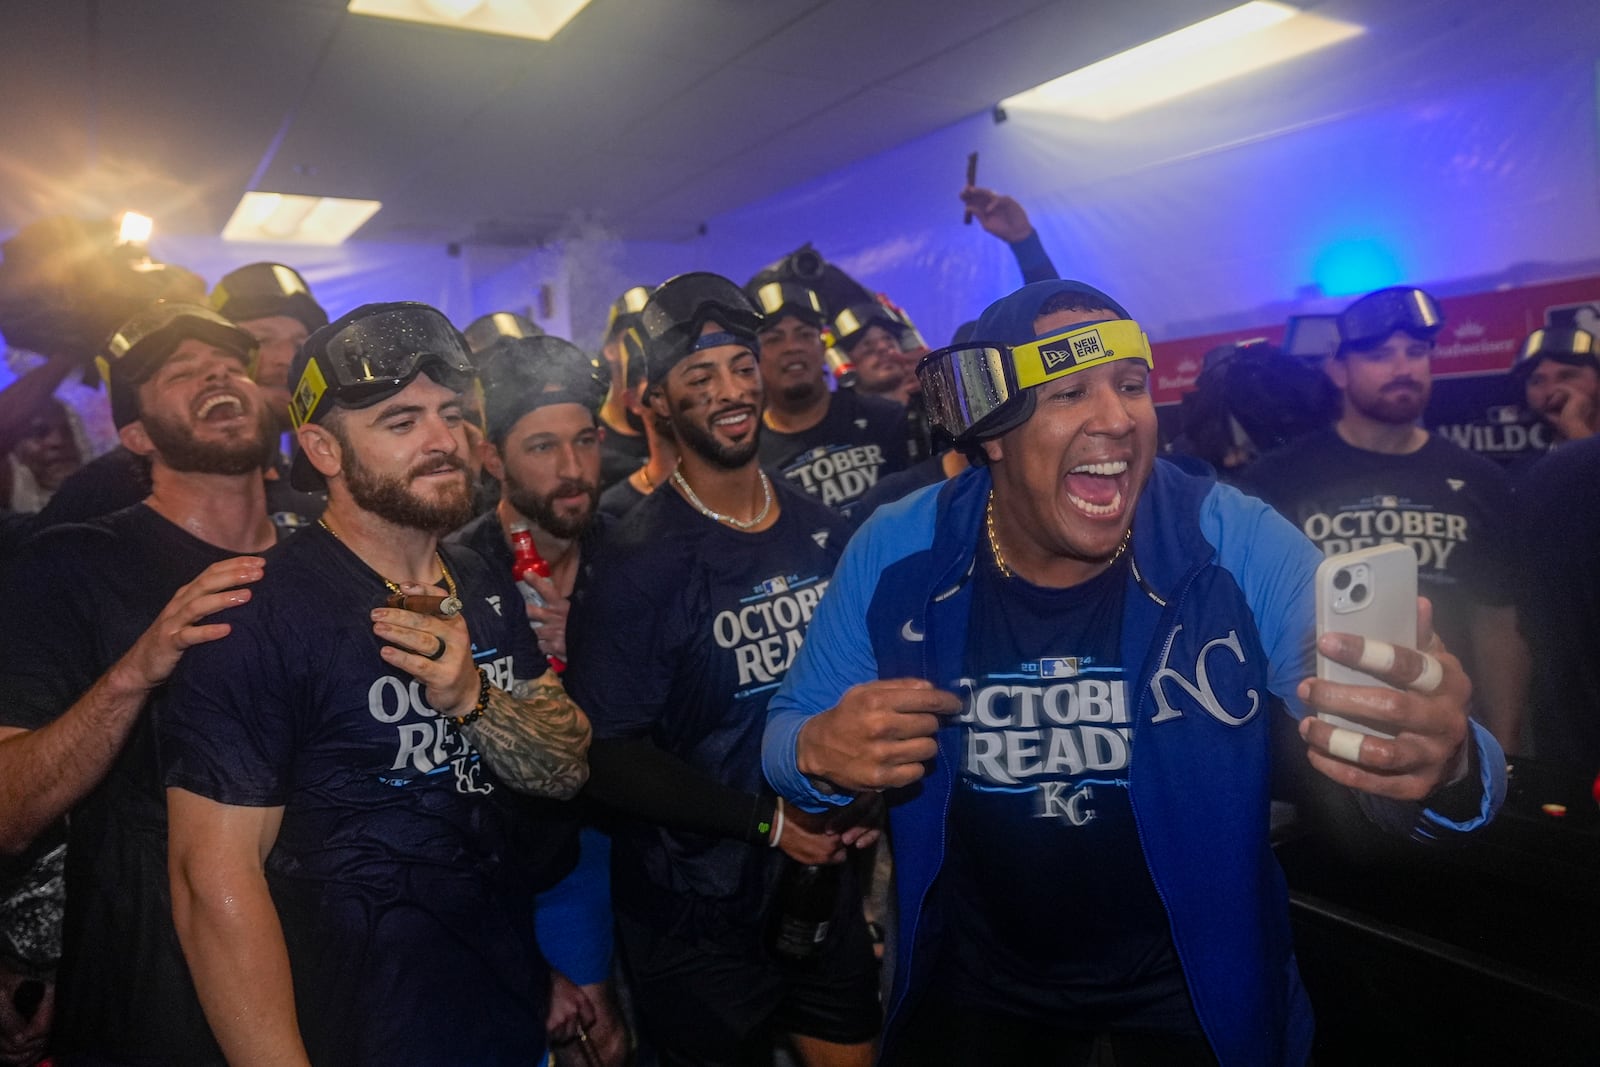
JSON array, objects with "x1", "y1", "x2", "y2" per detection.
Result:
[
  {"x1": 930, "y1": 548, "x2": 1196, "y2": 1032},
  {"x1": 566, "y1": 479, "x2": 853, "y2": 936},
  {"x1": 598, "y1": 423, "x2": 649, "y2": 490},
  {"x1": 160, "y1": 524, "x2": 552, "y2": 1066},
  {"x1": 759, "y1": 387, "x2": 910, "y2": 518},
  {"x1": 1242, "y1": 427, "x2": 1515, "y2": 684},
  {"x1": 1515, "y1": 438, "x2": 1600, "y2": 769},
  {"x1": 0, "y1": 505, "x2": 243, "y2": 1065}
]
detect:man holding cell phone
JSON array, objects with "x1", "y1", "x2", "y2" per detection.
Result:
[
  {"x1": 761, "y1": 279, "x2": 1504, "y2": 1067},
  {"x1": 1242, "y1": 285, "x2": 1528, "y2": 756}
]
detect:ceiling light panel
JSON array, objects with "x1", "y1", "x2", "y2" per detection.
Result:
[
  {"x1": 347, "y1": 0, "x2": 594, "y2": 41},
  {"x1": 1001, "y1": 2, "x2": 1364, "y2": 122},
  {"x1": 222, "y1": 192, "x2": 383, "y2": 245}
]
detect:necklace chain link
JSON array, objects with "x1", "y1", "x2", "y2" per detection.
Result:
[
  {"x1": 318, "y1": 518, "x2": 459, "y2": 601},
  {"x1": 672, "y1": 469, "x2": 773, "y2": 530},
  {"x1": 985, "y1": 489, "x2": 1130, "y2": 580}
]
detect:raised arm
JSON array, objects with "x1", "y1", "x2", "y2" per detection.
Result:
[{"x1": 167, "y1": 788, "x2": 309, "y2": 1067}]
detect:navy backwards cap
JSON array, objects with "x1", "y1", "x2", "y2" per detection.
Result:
[
  {"x1": 210, "y1": 262, "x2": 328, "y2": 334},
  {"x1": 946, "y1": 279, "x2": 1131, "y2": 441},
  {"x1": 477, "y1": 334, "x2": 606, "y2": 445},
  {"x1": 99, "y1": 301, "x2": 260, "y2": 429},
  {"x1": 638, "y1": 272, "x2": 764, "y2": 388}
]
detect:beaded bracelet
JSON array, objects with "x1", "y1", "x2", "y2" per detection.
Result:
[{"x1": 442, "y1": 667, "x2": 493, "y2": 727}]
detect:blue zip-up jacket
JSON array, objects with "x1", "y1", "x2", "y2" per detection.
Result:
[{"x1": 764, "y1": 458, "x2": 1506, "y2": 1066}]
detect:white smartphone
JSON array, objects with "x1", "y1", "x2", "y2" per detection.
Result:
[{"x1": 1313, "y1": 543, "x2": 1418, "y2": 738}]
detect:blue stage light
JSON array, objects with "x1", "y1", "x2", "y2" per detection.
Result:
[{"x1": 1312, "y1": 239, "x2": 1403, "y2": 297}]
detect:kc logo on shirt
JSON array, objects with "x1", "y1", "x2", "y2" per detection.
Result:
[{"x1": 364, "y1": 652, "x2": 516, "y2": 793}]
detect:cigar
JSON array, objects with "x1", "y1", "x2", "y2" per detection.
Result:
[
  {"x1": 385, "y1": 593, "x2": 462, "y2": 617},
  {"x1": 962, "y1": 151, "x2": 979, "y2": 224}
]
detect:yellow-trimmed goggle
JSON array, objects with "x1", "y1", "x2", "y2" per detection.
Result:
[{"x1": 916, "y1": 318, "x2": 1152, "y2": 441}]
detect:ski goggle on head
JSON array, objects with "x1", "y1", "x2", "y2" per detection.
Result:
[
  {"x1": 289, "y1": 302, "x2": 475, "y2": 430},
  {"x1": 750, "y1": 281, "x2": 826, "y2": 330},
  {"x1": 1513, "y1": 326, "x2": 1599, "y2": 378},
  {"x1": 637, "y1": 272, "x2": 765, "y2": 387},
  {"x1": 1335, "y1": 287, "x2": 1444, "y2": 355},
  {"x1": 604, "y1": 285, "x2": 653, "y2": 342},
  {"x1": 917, "y1": 318, "x2": 1153, "y2": 443},
  {"x1": 832, "y1": 303, "x2": 927, "y2": 354}
]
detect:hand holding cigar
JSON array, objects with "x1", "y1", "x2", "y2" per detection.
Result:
[{"x1": 385, "y1": 592, "x2": 462, "y2": 617}]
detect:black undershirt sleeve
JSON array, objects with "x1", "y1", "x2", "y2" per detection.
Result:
[{"x1": 583, "y1": 736, "x2": 776, "y2": 845}]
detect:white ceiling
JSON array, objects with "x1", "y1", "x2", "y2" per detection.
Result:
[{"x1": 0, "y1": 0, "x2": 1595, "y2": 248}]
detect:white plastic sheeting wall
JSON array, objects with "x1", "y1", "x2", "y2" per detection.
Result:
[{"x1": 658, "y1": 53, "x2": 1600, "y2": 352}]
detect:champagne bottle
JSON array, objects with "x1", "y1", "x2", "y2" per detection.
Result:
[
  {"x1": 509, "y1": 522, "x2": 565, "y2": 672},
  {"x1": 768, "y1": 860, "x2": 841, "y2": 962}
]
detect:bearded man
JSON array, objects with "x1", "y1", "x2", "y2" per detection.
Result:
[
  {"x1": 1244, "y1": 286, "x2": 1527, "y2": 754},
  {"x1": 159, "y1": 302, "x2": 591, "y2": 1066},
  {"x1": 0, "y1": 302, "x2": 278, "y2": 1065}
]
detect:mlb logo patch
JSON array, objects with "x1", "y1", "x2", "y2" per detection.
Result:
[
  {"x1": 759, "y1": 575, "x2": 790, "y2": 596},
  {"x1": 1039, "y1": 657, "x2": 1081, "y2": 679}
]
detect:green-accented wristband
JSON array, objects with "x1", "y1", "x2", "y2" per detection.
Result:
[{"x1": 751, "y1": 793, "x2": 779, "y2": 844}]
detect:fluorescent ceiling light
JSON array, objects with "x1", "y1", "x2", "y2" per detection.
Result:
[
  {"x1": 1001, "y1": 2, "x2": 1363, "y2": 121},
  {"x1": 222, "y1": 192, "x2": 382, "y2": 245},
  {"x1": 347, "y1": 0, "x2": 594, "y2": 41},
  {"x1": 117, "y1": 211, "x2": 153, "y2": 245}
]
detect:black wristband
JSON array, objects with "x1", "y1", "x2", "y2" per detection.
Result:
[{"x1": 750, "y1": 793, "x2": 779, "y2": 846}]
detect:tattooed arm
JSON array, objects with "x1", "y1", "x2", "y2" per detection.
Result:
[
  {"x1": 460, "y1": 673, "x2": 592, "y2": 799},
  {"x1": 372, "y1": 600, "x2": 591, "y2": 800}
]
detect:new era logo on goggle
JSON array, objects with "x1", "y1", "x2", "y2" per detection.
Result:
[{"x1": 1038, "y1": 329, "x2": 1108, "y2": 372}]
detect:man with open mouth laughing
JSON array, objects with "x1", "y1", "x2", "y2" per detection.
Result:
[
  {"x1": 764, "y1": 280, "x2": 1504, "y2": 1067},
  {"x1": 0, "y1": 301, "x2": 277, "y2": 1065}
]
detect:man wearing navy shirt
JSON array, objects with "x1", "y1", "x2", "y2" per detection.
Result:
[
  {"x1": 763, "y1": 280, "x2": 1505, "y2": 1067},
  {"x1": 1243, "y1": 286, "x2": 1527, "y2": 754},
  {"x1": 750, "y1": 279, "x2": 910, "y2": 519},
  {"x1": 567, "y1": 273, "x2": 880, "y2": 1067},
  {"x1": 0, "y1": 302, "x2": 277, "y2": 1065},
  {"x1": 447, "y1": 332, "x2": 629, "y2": 1065},
  {"x1": 161, "y1": 303, "x2": 590, "y2": 1067}
]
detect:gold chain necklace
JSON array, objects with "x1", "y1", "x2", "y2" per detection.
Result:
[
  {"x1": 672, "y1": 468, "x2": 773, "y2": 530},
  {"x1": 318, "y1": 518, "x2": 462, "y2": 611},
  {"x1": 985, "y1": 489, "x2": 1130, "y2": 580}
]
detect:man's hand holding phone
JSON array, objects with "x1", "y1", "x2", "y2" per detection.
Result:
[{"x1": 1298, "y1": 595, "x2": 1473, "y2": 802}]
